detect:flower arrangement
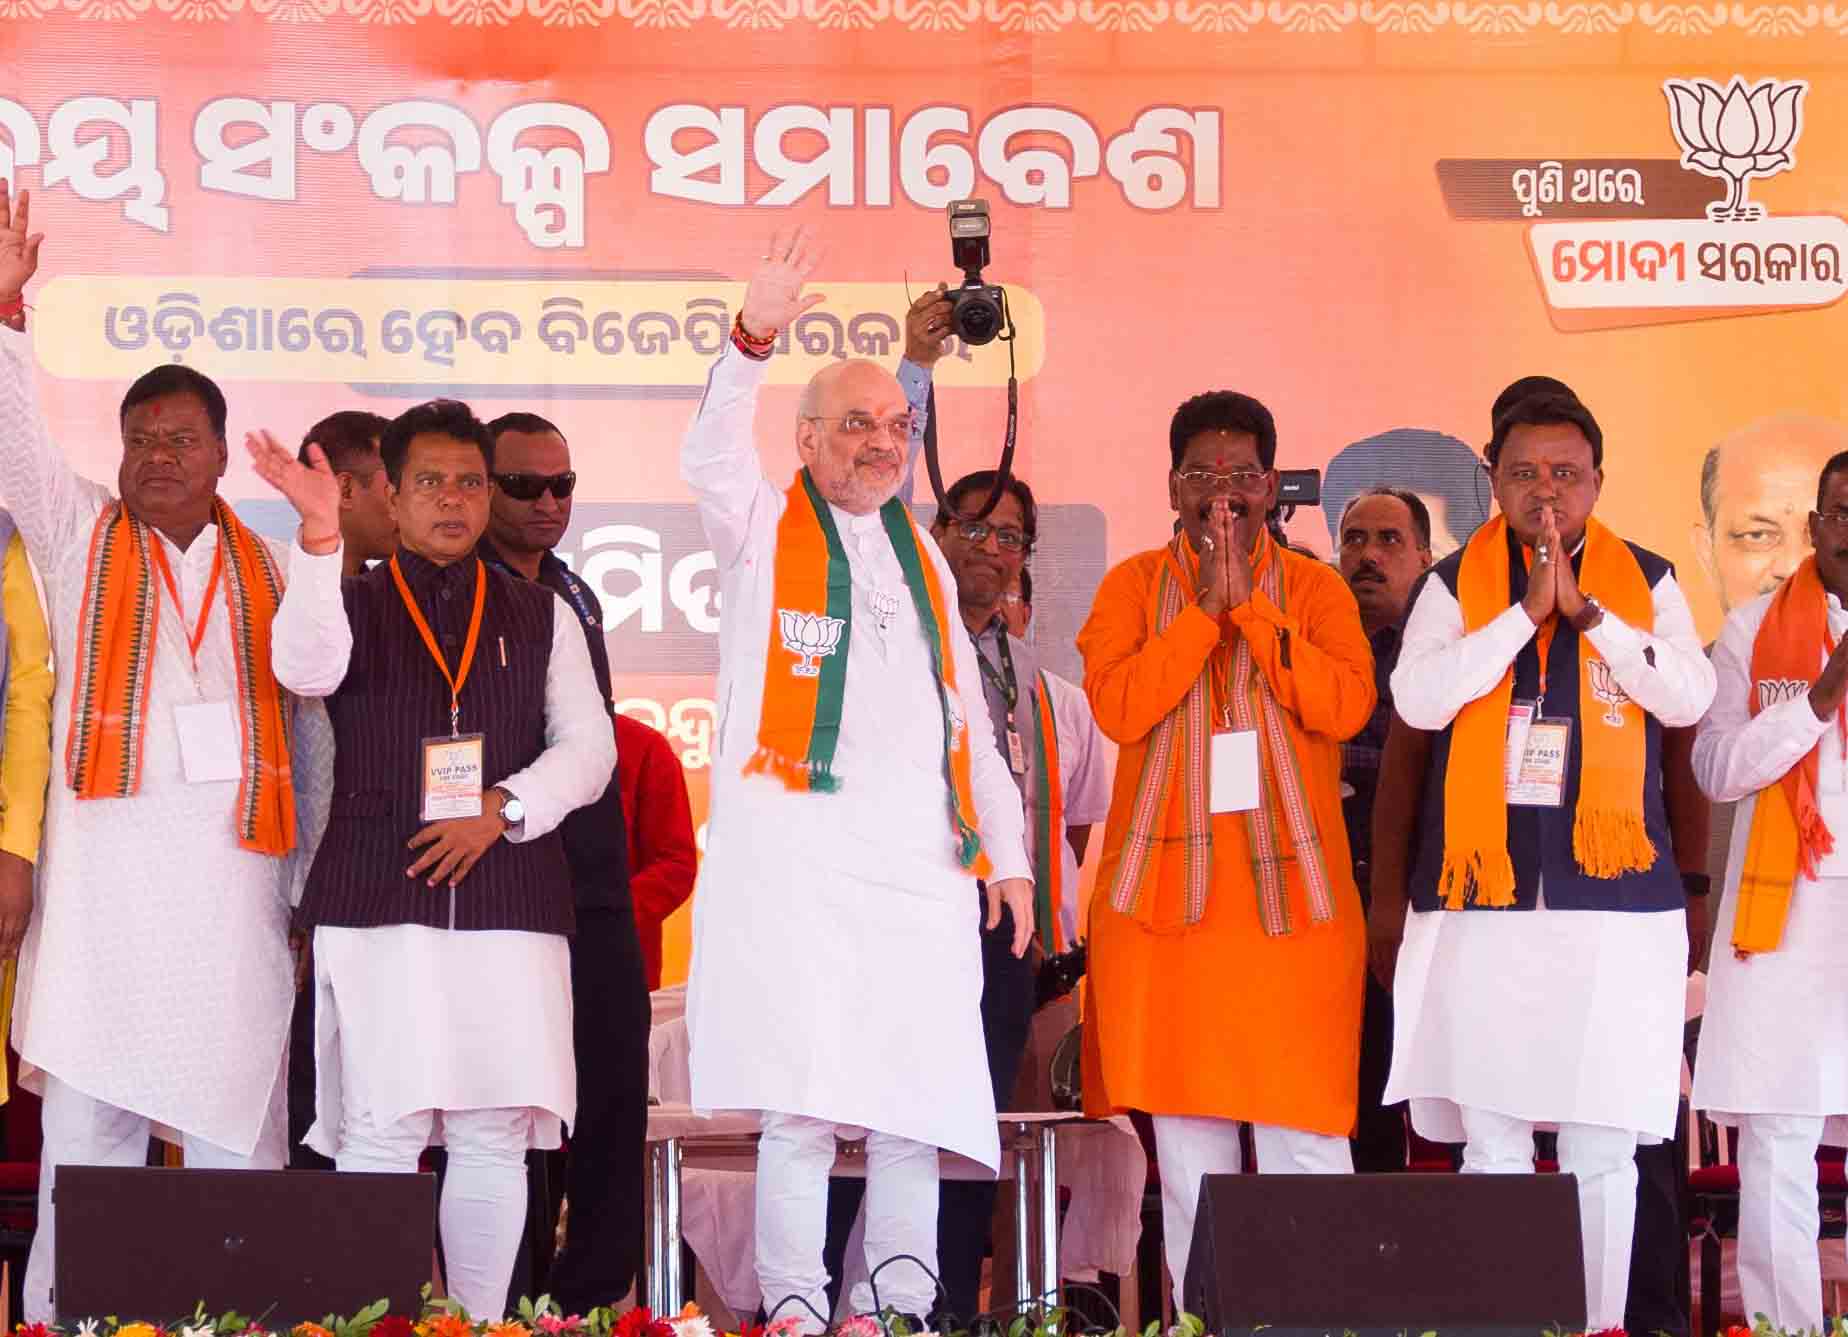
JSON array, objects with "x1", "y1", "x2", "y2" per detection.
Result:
[{"x1": 16, "y1": 1302, "x2": 1848, "y2": 1337}]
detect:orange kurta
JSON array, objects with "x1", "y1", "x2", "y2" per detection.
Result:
[{"x1": 1078, "y1": 541, "x2": 1374, "y2": 1137}]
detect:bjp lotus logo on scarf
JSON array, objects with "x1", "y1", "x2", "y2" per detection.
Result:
[
  {"x1": 778, "y1": 609, "x2": 845, "y2": 677},
  {"x1": 1663, "y1": 76, "x2": 1806, "y2": 223},
  {"x1": 1587, "y1": 658, "x2": 1632, "y2": 727}
]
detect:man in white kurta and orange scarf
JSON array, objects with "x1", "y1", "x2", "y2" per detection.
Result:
[
  {"x1": 0, "y1": 186, "x2": 333, "y2": 1321},
  {"x1": 682, "y1": 228, "x2": 1033, "y2": 1331},
  {"x1": 1692, "y1": 449, "x2": 1848, "y2": 1333}
]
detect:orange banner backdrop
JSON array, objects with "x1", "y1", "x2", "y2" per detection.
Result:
[{"x1": 4, "y1": 12, "x2": 1846, "y2": 980}]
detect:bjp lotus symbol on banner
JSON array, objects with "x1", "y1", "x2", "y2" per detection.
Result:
[
  {"x1": 778, "y1": 609, "x2": 845, "y2": 677},
  {"x1": 1663, "y1": 76, "x2": 1807, "y2": 222}
]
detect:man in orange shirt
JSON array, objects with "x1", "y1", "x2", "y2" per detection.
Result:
[{"x1": 1079, "y1": 390, "x2": 1373, "y2": 1302}]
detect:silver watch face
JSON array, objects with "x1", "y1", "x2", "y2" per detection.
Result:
[{"x1": 502, "y1": 796, "x2": 525, "y2": 823}]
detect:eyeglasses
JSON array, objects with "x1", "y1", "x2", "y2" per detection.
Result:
[
  {"x1": 493, "y1": 471, "x2": 577, "y2": 501},
  {"x1": 806, "y1": 413, "x2": 916, "y2": 443},
  {"x1": 948, "y1": 519, "x2": 1031, "y2": 552},
  {"x1": 1815, "y1": 510, "x2": 1848, "y2": 530},
  {"x1": 1174, "y1": 468, "x2": 1269, "y2": 491}
]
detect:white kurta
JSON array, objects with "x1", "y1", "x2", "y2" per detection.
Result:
[
  {"x1": 270, "y1": 541, "x2": 613, "y2": 1152},
  {"x1": 0, "y1": 323, "x2": 334, "y2": 1157},
  {"x1": 1383, "y1": 554, "x2": 1714, "y2": 1141},
  {"x1": 680, "y1": 344, "x2": 1030, "y2": 1172},
  {"x1": 1691, "y1": 588, "x2": 1848, "y2": 1142}
]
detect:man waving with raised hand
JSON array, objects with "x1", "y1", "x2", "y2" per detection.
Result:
[{"x1": 681, "y1": 226, "x2": 1032, "y2": 1331}]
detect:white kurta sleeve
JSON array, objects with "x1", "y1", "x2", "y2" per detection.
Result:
[
  {"x1": 0, "y1": 323, "x2": 111, "y2": 564},
  {"x1": 893, "y1": 356, "x2": 932, "y2": 507},
  {"x1": 1693, "y1": 600, "x2": 1828, "y2": 804},
  {"x1": 271, "y1": 538, "x2": 353, "y2": 697},
  {"x1": 1583, "y1": 570, "x2": 1717, "y2": 727},
  {"x1": 1049, "y1": 671, "x2": 1113, "y2": 826},
  {"x1": 497, "y1": 591, "x2": 617, "y2": 842},
  {"x1": 1389, "y1": 576, "x2": 1539, "y2": 730},
  {"x1": 681, "y1": 344, "x2": 779, "y2": 570}
]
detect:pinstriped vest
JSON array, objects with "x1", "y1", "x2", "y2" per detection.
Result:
[{"x1": 295, "y1": 550, "x2": 574, "y2": 935}]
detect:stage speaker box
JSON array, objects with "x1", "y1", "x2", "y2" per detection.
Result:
[
  {"x1": 54, "y1": 1167, "x2": 435, "y2": 1325},
  {"x1": 1182, "y1": 1172, "x2": 1586, "y2": 1337}
]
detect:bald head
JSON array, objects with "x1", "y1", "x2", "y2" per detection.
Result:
[
  {"x1": 1695, "y1": 414, "x2": 1848, "y2": 611},
  {"x1": 796, "y1": 358, "x2": 895, "y2": 421},
  {"x1": 795, "y1": 358, "x2": 911, "y2": 515}
]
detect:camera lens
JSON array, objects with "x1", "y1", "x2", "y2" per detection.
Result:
[{"x1": 952, "y1": 292, "x2": 1002, "y2": 346}]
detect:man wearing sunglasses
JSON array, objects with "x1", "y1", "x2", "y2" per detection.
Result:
[{"x1": 479, "y1": 412, "x2": 651, "y2": 1316}]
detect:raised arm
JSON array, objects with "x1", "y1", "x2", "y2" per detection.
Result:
[
  {"x1": 1229, "y1": 560, "x2": 1376, "y2": 742},
  {"x1": 0, "y1": 186, "x2": 109, "y2": 564},
  {"x1": 1693, "y1": 601, "x2": 1828, "y2": 805},
  {"x1": 1390, "y1": 573, "x2": 1538, "y2": 731},
  {"x1": 245, "y1": 432, "x2": 352, "y2": 696},
  {"x1": 1579, "y1": 570, "x2": 1716, "y2": 728},
  {"x1": 681, "y1": 227, "x2": 826, "y2": 569},
  {"x1": 1080, "y1": 555, "x2": 1221, "y2": 745},
  {"x1": 893, "y1": 285, "x2": 953, "y2": 507}
]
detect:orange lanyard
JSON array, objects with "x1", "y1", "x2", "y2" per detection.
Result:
[
  {"x1": 390, "y1": 556, "x2": 486, "y2": 738},
  {"x1": 148, "y1": 538, "x2": 223, "y2": 668}
]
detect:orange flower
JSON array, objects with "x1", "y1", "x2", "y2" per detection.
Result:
[
  {"x1": 293, "y1": 1325, "x2": 334, "y2": 1337},
  {"x1": 425, "y1": 1315, "x2": 476, "y2": 1337},
  {"x1": 485, "y1": 1324, "x2": 532, "y2": 1337}
]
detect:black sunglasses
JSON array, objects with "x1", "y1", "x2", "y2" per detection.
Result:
[{"x1": 493, "y1": 471, "x2": 577, "y2": 501}]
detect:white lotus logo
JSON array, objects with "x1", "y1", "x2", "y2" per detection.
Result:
[
  {"x1": 778, "y1": 609, "x2": 845, "y2": 677},
  {"x1": 1663, "y1": 76, "x2": 1806, "y2": 222},
  {"x1": 1587, "y1": 658, "x2": 1631, "y2": 727}
]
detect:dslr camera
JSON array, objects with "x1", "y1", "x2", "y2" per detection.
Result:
[{"x1": 945, "y1": 198, "x2": 1007, "y2": 346}]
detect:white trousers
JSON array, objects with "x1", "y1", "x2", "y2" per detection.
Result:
[
  {"x1": 25, "y1": 1071, "x2": 287, "y2": 1322},
  {"x1": 1151, "y1": 1114, "x2": 1353, "y2": 1303},
  {"x1": 1458, "y1": 1106, "x2": 1639, "y2": 1330},
  {"x1": 1734, "y1": 1113, "x2": 1830, "y2": 1333},
  {"x1": 335, "y1": 1105, "x2": 535, "y2": 1323},
  {"x1": 755, "y1": 1112, "x2": 939, "y2": 1332}
]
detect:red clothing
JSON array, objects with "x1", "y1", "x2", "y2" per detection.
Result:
[{"x1": 616, "y1": 712, "x2": 698, "y2": 989}]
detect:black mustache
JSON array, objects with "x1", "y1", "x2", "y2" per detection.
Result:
[{"x1": 1351, "y1": 563, "x2": 1386, "y2": 583}]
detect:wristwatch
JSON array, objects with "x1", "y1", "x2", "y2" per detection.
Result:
[
  {"x1": 492, "y1": 786, "x2": 525, "y2": 836},
  {"x1": 1569, "y1": 596, "x2": 1605, "y2": 633}
]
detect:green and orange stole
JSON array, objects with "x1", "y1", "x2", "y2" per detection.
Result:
[
  {"x1": 1031, "y1": 670, "x2": 1066, "y2": 949},
  {"x1": 1102, "y1": 530, "x2": 1336, "y2": 937},
  {"x1": 1438, "y1": 514, "x2": 1655, "y2": 908},
  {"x1": 67, "y1": 497, "x2": 297, "y2": 856},
  {"x1": 745, "y1": 469, "x2": 992, "y2": 877},
  {"x1": 1732, "y1": 555, "x2": 1836, "y2": 955}
]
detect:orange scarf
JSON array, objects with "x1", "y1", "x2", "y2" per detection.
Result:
[
  {"x1": 66, "y1": 498, "x2": 296, "y2": 856},
  {"x1": 1441, "y1": 515, "x2": 1654, "y2": 908},
  {"x1": 1734, "y1": 555, "x2": 1836, "y2": 954},
  {"x1": 745, "y1": 469, "x2": 991, "y2": 876},
  {"x1": 1105, "y1": 531, "x2": 1335, "y2": 935}
]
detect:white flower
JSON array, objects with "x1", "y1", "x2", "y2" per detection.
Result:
[
  {"x1": 669, "y1": 1317, "x2": 714, "y2": 1337},
  {"x1": 77, "y1": 1322, "x2": 100, "y2": 1337}
]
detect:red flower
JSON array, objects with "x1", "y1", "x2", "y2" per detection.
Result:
[
  {"x1": 615, "y1": 1310, "x2": 655, "y2": 1337},
  {"x1": 15, "y1": 1323, "x2": 54, "y2": 1337},
  {"x1": 1723, "y1": 1328, "x2": 1754, "y2": 1337},
  {"x1": 373, "y1": 1317, "x2": 417, "y2": 1337},
  {"x1": 1584, "y1": 1329, "x2": 1629, "y2": 1337}
]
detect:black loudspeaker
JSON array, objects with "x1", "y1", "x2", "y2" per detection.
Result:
[
  {"x1": 1182, "y1": 1173, "x2": 1586, "y2": 1337},
  {"x1": 54, "y1": 1167, "x2": 436, "y2": 1324}
]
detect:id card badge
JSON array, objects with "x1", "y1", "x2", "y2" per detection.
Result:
[
  {"x1": 422, "y1": 733, "x2": 485, "y2": 820},
  {"x1": 1504, "y1": 700, "x2": 1536, "y2": 791},
  {"x1": 1209, "y1": 729, "x2": 1262, "y2": 814},
  {"x1": 1006, "y1": 727, "x2": 1028, "y2": 775},
  {"x1": 1508, "y1": 717, "x2": 1572, "y2": 808},
  {"x1": 174, "y1": 701, "x2": 242, "y2": 784}
]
